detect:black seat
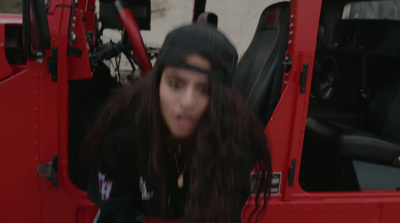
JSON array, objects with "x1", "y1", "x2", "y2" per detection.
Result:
[
  {"x1": 301, "y1": 78, "x2": 400, "y2": 190},
  {"x1": 307, "y1": 78, "x2": 400, "y2": 167},
  {"x1": 231, "y1": 2, "x2": 290, "y2": 124}
]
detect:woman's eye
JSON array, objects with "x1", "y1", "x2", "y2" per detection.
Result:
[
  {"x1": 198, "y1": 85, "x2": 210, "y2": 95},
  {"x1": 168, "y1": 80, "x2": 182, "y2": 89}
]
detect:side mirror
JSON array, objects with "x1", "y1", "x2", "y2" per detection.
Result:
[{"x1": 23, "y1": 0, "x2": 51, "y2": 59}]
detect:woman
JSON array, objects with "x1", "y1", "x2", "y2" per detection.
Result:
[{"x1": 82, "y1": 23, "x2": 272, "y2": 223}]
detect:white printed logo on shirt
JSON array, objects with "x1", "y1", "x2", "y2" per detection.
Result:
[
  {"x1": 98, "y1": 172, "x2": 113, "y2": 201},
  {"x1": 139, "y1": 176, "x2": 153, "y2": 200}
]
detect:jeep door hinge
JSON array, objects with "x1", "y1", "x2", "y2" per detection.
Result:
[
  {"x1": 282, "y1": 55, "x2": 292, "y2": 73},
  {"x1": 37, "y1": 155, "x2": 59, "y2": 188},
  {"x1": 300, "y1": 63, "x2": 309, "y2": 93},
  {"x1": 288, "y1": 159, "x2": 296, "y2": 186},
  {"x1": 48, "y1": 47, "x2": 58, "y2": 82}
]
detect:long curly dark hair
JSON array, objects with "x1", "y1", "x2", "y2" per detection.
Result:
[{"x1": 81, "y1": 62, "x2": 272, "y2": 222}]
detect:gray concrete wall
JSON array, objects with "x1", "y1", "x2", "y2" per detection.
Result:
[
  {"x1": 0, "y1": 0, "x2": 22, "y2": 14},
  {"x1": 100, "y1": 0, "x2": 282, "y2": 76},
  {"x1": 140, "y1": 0, "x2": 279, "y2": 57},
  {"x1": 1, "y1": 0, "x2": 281, "y2": 72},
  {"x1": 0, "y1": 0, "x2": 280, "y2": 55},
  {"x1": 102, "y1": 0, "x2": 282, "y2": 74}
]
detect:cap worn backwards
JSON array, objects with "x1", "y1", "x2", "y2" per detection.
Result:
[{"x1": 156, "y1": 23, "x2": 238, "y2": 83}]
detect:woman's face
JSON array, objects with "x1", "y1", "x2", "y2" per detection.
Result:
[{"x1": 159, "y1": 54, "x2": 211, "y2": 139}]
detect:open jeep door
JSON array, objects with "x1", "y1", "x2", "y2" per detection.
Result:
[
  {"x1": 237, "y1": 0, "x2": 400, "y2": 222},
  {"x1": 0, "y1": 0, "x2": 99, "y2": 222}
]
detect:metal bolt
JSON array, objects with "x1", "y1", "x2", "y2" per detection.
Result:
[
  {"x1": 73, "y1": 16, "x2": 76, "y2": 21},
  {"x1": 285, "y1": 72, "x2": 289, "y2": 77},
  {"x1": 291, "y1": 14, "x2": 295, "y2": 19},
  {"x1": 290, "y1": 31, "x2": 294, "y2": 36},
  {"x1": 290, "y1": 23, "x2": 294, "y2": 28},
  {"x1": 284, "y1": 81, "x2": 288, "y2": 85},
  {"x1": 288, "y1": 40, "x2": 293, "y2": 44},
  {"x1": 35, "y1": 51, "x2": 44, "y2": 63},
  {"x1": 71, "y1": 32, "x2": 77, "y2": 42},
  {"x1": 72, "y1": 23, "x2": 75, "y2": 28}
]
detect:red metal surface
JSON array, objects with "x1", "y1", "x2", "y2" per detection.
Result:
[
  {"x1": 0, "y1": 69, "x2": 41, "y2": 222},
  {"x1": 118, "y1": 8, "x2": 152, "y2": 74},
  {"x1": 83, "y1": 0, "x2": 96, "y2": 47},
  {"x1": 67, "y1": 9, "x2": 92, "y2": 80},
  {"x1": 241, "y1": 1, "x2": 322, "y2": 221},
  {"x1": 46, "y1": 0, "x2": 97, "y2": 212},
  {"x1": 77, "y1": 0, "x2": 87, "y2": 10},
  {"x1": 1, "y1": 1, "x2": 97, "y2": 222},
  {"x1": 41, "y1": 3, "x2": 98, "y2": 222},
  {"x1": 260, "y1": 0, "x2": 322, "y2": 203},
  {"x1": 42, "y1": 3, "x2": 97, "y2": 217},
  {"x1": 278, "y1": 0, "x2": 322, "y2": 200},
  {"x1": 75, "y1": 0, "x2": 96, "y2": 47},
  {"x1": 48, "y1": 0, "x2": 72, "y2": 15},
  {"x1": 266, "y1": 197, "x2": 400, "y2": 222}
]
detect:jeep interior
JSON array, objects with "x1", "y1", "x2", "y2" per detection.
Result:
[{"x1": 299, "y1": 0, "x2": 400, "y2": 191}]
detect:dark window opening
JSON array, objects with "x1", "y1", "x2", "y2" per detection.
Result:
[
  {"x1": 299, "y1": 0, "x2": 400, "y2": 192},
  {"x1": 5, "y1": 25, "x2": 26, "y2": 65}
]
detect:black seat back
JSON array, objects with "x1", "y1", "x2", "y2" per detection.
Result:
[
  {"x1": 231, "y1": 2, "x2": 290, "y2": 124},
  {"x1": 366, "y1": 78, "x2": 400, "y2": 144}
]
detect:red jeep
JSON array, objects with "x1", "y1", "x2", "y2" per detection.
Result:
[{"x1": 1, "y1": 0, "x2": 400, "y2": 222}]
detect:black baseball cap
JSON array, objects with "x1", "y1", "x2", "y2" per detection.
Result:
[{"x1": 156, "y1": 23, "x2": 238, "y2": 83}]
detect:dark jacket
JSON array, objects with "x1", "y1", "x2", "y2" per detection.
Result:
[{"x1": 87, "y1": 114, "x2": 187, "y2": 223}]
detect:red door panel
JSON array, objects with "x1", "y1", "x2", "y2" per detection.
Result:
[{"x1": 0, "y1": 69, "x2": 41, "y2": 222}]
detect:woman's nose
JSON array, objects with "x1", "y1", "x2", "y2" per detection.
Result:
[{"x1": 180, "y1": 87, "x2": 195, "y2": 110}]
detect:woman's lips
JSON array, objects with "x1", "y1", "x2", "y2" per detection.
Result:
[{"x1": 175, "y1": 114, "x2": 195, "y2": 132}]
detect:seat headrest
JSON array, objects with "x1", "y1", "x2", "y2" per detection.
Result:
[
  {"x1": 258, "y1": 4, "x2": 286, "y2": 31},
  {"x1": 197, "y1": 12, "x2": 218, "y2": 27}
]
